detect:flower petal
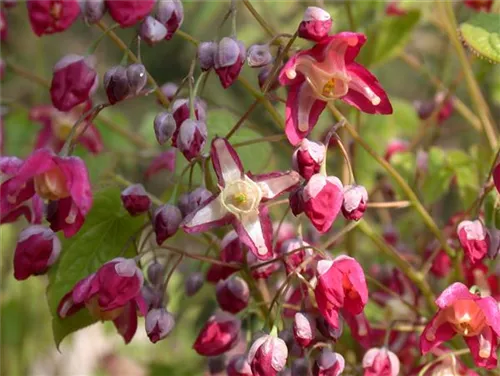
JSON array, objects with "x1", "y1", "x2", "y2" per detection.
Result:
[
  {"x1": 285, "y1": 82, "x2": 326, "y2": 146},
  {"x1": 464, "y1": 327, "x2": 498, "y2": 369},
  {"x1": 420, "y1": 311, "x2": 456, "y2": 354},
  {"x1": 233, "y1": 206, "x2": 273, "y2": 260},
  {"x1": 311, "y1": 32, "x2": 367, "y2": 64},
  {"x1": 252, "y1": 171, "x2": 301, "y2": 200},
  {"x1": 211, "y1": 137, "x2": 244, "y2": 186},
  {"x1": 79, "y1": 123, "x2": 104, "y2": 154},
  {"x1": 435, "y1": 282, "x2": 476, "y2": 309},
  {"x1": 144, "y1": 149, "x2": 177, "y2": 180},
  {"x1": 113, "y1": 302, "x2": 138, "y2": 344},
  {"x1": 182, "y1": 194, "x2": 232, "y2": 233},
  {"x1": 475, "y1": 296, "x2": 500, "y2": 337}
]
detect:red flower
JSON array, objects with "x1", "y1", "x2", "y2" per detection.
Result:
[
  {"x1": 292, "y1": 139, "x2": 326, "y2": 180},
  {"x1": 57, "y1": 258, "x2": 147, "y2": 343},
  {"x1": 13, "y1": 225, "x2": 61, "y2": 280},
  {"x1": 457, "y1": 220, "x2": 489, "y2": 264},
  {"x1": 248, "y1": 334, "x2": 288, "y2": 376},
  {"x1": 50, "y1": 55, "x2": 98, "y2": 112},
  {"x1": 279, "y1": 32, "x2": 392, "y2": 145},
  {"x1": 193, "y1": 312, "x2": 241, "y2": 356},
  {"x1": 362, "y1": 347, "x2": 400, "y2": 376},
  {"x1": 420, "y1": 282, "x2": 500, "y2": 369},
  {"x1": 0, "y1": 149, "x2": 92, "y2": 237},
  {"x1": 341, "y1": 184, "x2": 368, "y2": 221},
  {"x1": 29, "y1": 103, "x2": 103, "y2": 154},
  {"x1": 464, "y1": 0, "x2": 493, "y2": 12},
  {"x1": 298, "y1": 7, "x2": 332, "y2": 42},
  {"x1": 293, "y1": 312, "x2": 317, "y2": 348},
  {"x1": 315, "y1": 256, "x2": 368, "y2": 329},
  {"x1": 105, "y1": 0, "x2": 154, "y2": 28},
  {"x1": 27, "y1": 0, "x2": 80, "y2": 36}
]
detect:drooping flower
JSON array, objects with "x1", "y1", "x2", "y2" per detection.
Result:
[
  {"x1": 120, "y1": 184, "x2": 151, "y2": 216},
  {"x1": 362, "y1": 347, "x2": 400, "y2": 376},
  {"x1": 193, "y1": 312, "x2": 241, "y2": 356},
  {"x1": 227, "y1": 354, "x2": 253, "y2": 376},
  {"x1": 0, "y1": 149, "x2": 92, "y2": 237},
  {"x1": 341, "y1": 184, "x2": 368, "y2": 221},
  {"x1": 57, "y1": 258, "x2": 147, "y2": 343},
  {"x1": 313, "y1": 348, "x2": 345, "y2": 376},
  {"x1": 145, "y1": 307, "x2": 175, "y2": 343},
  {"x1": 105, "y1": 0, "x2": 154, "y2": 28},
  {"x1": 29, "y1": 102, "x2": 103, "y2": 154},
  {"x1": 292, "y1": 138, "x2": 326, "y2": 180},
  {"x1": 420, "y1": 282, "x2": 500, "y2": 369},
  {"x1": 248, "y1": 333, "x2": 288, "y2": 376},
  {"x1": 457, "y1": 220, "x2": 489, "y2": 264},
  {"x1": 279, "y1": 32, "x2": 392, "y2": 145},
  {"x1": 139, "y1": 16, "x2": 167, "y2": 46},
  {"x1": 157, "y1": 0, "x2": 184, "y2": 40},
  {"x1": 153, "y1": 204, "x2": 183, "y2": 245},
  {"x1": 27, "y1": 0, "x2": 80, "y2": 36},
  {"x1": 214, "y1": 37, "x2": 246, "y2": 89},
  {"x1": 182, "y1": 138, "x2": 300, "y2": 260},
  {"x1": 298, "y1": 6, "x2": 332, "y2": 42},
  {"x1": 293, "y1": 312, "x2": 317, "y2": 348},
  {"x1": 315, "y1": 256, "x2": 368, "y2": 329},
  {"x1": 216, "y1": 276, "x2": 249, "y2": 314}
]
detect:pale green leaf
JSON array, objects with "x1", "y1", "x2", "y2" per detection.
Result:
[{"x1": 460, "y1": 13, "x2": 500, "y2": 64}]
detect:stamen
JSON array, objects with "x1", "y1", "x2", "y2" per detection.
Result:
[{"x1": 322, "y1": 78, "x2": 336, "y2": 97}]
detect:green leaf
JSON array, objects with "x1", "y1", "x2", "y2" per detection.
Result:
[
  {"x1": 460, "y1": 13, "x2": 500, "y2": 64},
  {"x1": 359, "y1": 10, "x2": 421, "y2": 67},
  {"x1": 3, "y1": 110, "x2": 36, "y2": 156},
  {"x1": 446, "y1": 149, "x2": 480, "y2": 208},
  {"x1": 420, "y1": 147, "x2": 454, "y2": 205},
  {"x1": 46, "y1": 188, "x2": 145, "y2": 348}
]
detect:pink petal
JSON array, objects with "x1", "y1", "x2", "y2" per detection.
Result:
[
  {"x1": 475, "y1": 297, "x2": 500, "y2": 336},
  {"x1": 278, "y1": 52, "x2": 307, "y2": 87},
  {"x1": 144, "y1": 149, "x2": 177, "y2": 180},
  {"x1": 285, "y1": 81, "x2": 326, "y2": 146},
  {"x1": 113, "y1": 302, "x2": 138, "y2": 344},
  {"x1": 34, "y1": 125, "x2": 55, "y2": 150},
  {"x1": 420, "y1": 312, "x2": 456, "y2": 354},
  {"x1": 435, "y1": 282, "x2": 476, "y2": 309},
  {"x1": 0, "y1": 156, "x2": 24, "y2": 175},
  {"x1": 182, "y1": 194, "x2": 232, "y2": 233},
  {"x1": 79, "y1": 123, "x2": 104, "y2": 154},
  {"x1": 464, "y1": 327, "x2": 498, "y2": 369},
  {"x1": 55, "y1": 156, "x2": 92, "y2": 217},
  {"x1": 311, "y1": 32, "x2": 367, "y2": 64},
  {"x1": 493, "y1": 164, "x2": 500, "y2": 195},
  {"x1": 342, "y1": 62, "x2": 393, "y2": 115},
  {"x1": 251, "y1": 171, "x2": 301, "y2": 200},
  {"x1": 211, "y1": 137, "x2": 244, "y2": 186},
  {"x1": 233, "y1": 206, "x2": 273, "y2": 260}
]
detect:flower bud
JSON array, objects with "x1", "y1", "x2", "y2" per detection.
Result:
[
  {"x1": 198, "y1": 41, "x2": 217, "y2": 71},
  {"x1": 157, "y1": 0, "x2": 184, "y2": 40},
  {"x1": 104, "y1": 66, "x2": 130, "y2": 104},
  {"x1": 147, "y1": 261, "x2": 165, "y2": 286},
  {"x1": 313, "y1": 349, "x2": 345, "y2": 376},
  {"x1": 298, "y1": 7, "x2": 332, "y2": 42},
  {"x1": 291, "y1": 358, "x2": 309, "y2": 376},
  {"x1": 120, "y1": 184, "x2": 151, "y2": 216},
  {"x1": 171, "y1": 98, "x2": 207, "y2": 146},
  {"x1": 247, "y1": 44, "x2": 273, "y2": 68},
  {"x1": 50, "y1": 55, "x2": 98, "y2": 112},
  {"x1": 142, "y1": 283, "x2": 164, "y2": 309},
  {"x1": 14, "y1": 225, "x2": 61, "y2": 280},
  {"x1": 153, "y1": 204, "x2": 183, "y2": 245},
  {"x1": 160, "y1": 82, "x2": 178, "y2": 101},
  {"x1": 177, "y1": 119, "x2": 208, "y2": 161},
  {"x1": 145, "y1": 308, "x2": 175, "y2": 343},
  {"x1": 206, "y1": 231, "x2": 244, "y2": 283},
  {"x1": 178, "y1": 187, "x2": 212, "y2": 217},
  {"x1": 144, "y1": 149, "x2": 177, "y2": 180},
  {"x1": 106, "y1": 0, "x2": 154, "y2": 28},
  {"x1": 227, "y1": 354, "x2": 252, "y2": 376},
  {"x1": 27, "y1": 0, "x2": 80, "y2": 36},
  {"x1": 154, "y1": 111, "x2": 176, "y2": 145},
  {"x1": 457, "y1": 219, "x2": 489, "y2": 264},
  {"x1": 140, "y1": 16, "x2": 167, "y2": 46},
  {"x1": 487, "y1": 228, "x2": 500, "y2": 259},
  {"x1": 303, "y1": 174, "x2": 343, "y2": 233},
  {"x1": 216, "y1": 276, "x2": 249, "y2": 314},
  {"x1": 384, "y1": 139, "x2": 408, "y2": 161},
  {"x1": 126, "y1": 63, "x2": 147, "y2": 95},
  {"x1": 280, "y1": 238, "x2": 312, "y2": 275},
  {"x1": 341, "y1": 185, "x2": 368, "y2": 221},
  {"x1": 293, "y1": 312, "x2": 316, "y2": 348},
  {"x1": 80, "y1": 0, "x2": 106, "y2": 24},
  {"x1": 208, "y1": 355, "x2": 227, "y2": 375},
  {"x1": 292, "y1": 139, "x2": 326, "y2": 180},
  {"x1": 258, "y1": 65, "x2": 279, "y2": 92},
  {"x1": 248, "y1": 334, "x2": 288, "y2": 375},
  {"x1": 185, "y1": 271, "x2": 204, "y2": 296},
  {"x1": 289, "y1": 186, "x2": 305, "y2": 216},
  {"x1": 316, "y1": 315, "x2": 343, "y2": 341},
  {"x1": 414, "y1": 99, "x2": 435, "y2": 120},
  {"x1": 214, "y1": 37, "x2": 246, "y2": 89},
  {"x1": 362, "y1": 347, "x2": 400, "y2": 376},
  {"x1": 193, "y1": 312, "x2": 241, "y2": 356}
]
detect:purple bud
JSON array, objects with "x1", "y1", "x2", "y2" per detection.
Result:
[
  {"x1": 247, "y1": 44, "x2": 273, "y2": 68},
  {"x1": 142, "y1": 283, "x2": 164, "y2": 309},
  {"x1": 487, "y1": 228, "x2": 500, "y2": 259},
  {"x1": 178, "y1": 187, "x2": 213, "y2": 217},
  {"x1": 214, "y1": 37, "x2": 246, "y2": 89},
  {"x1": 298, "y1": 7, "x2": 332, "y2": 42},
  {"x1": 154, "y1": 111, "x2": 176, "y2": 145},
  {"x1": 126, "y1": 63, "x2": 147, "y2": 95},
  {"x1": 160, "y1": 82, "x2": 178, "y2": 101},
  {"x1": 227, "y1": 354, "x2": 252, "y2": 376},
  {"x1": 413, "y1": 99, "x2": 435, "y2": 120},
  {"x1": 120, "y1": 184, "x2": 151, "y2": 216},
  {"x1": 341, "y1": 184, "x2": 368, "y2": 221},
  {"x1": 198, "y1": 41, "x2": 217, "y2": 71},
  {"x1": 177, "y1": 119, "x2": 207, "y2": 161},
  {"x1": 147, "y1": 262, "x2": 165, "y2": 286},
  {"x1": 80, "y1": 0, "x2": 106, "y2": 24},
  {"x1": 157, "y1": 0, "x2": 184, "y2": 40},
  {"x1": 104, "y1": 66, "x2": 130, "y2": 104},
  {"x1": 146, "y1": 308, "x2": 175, "y2": 343},
  {"x1": 313, "y1": 349, "x2": 345, "y2": 375},
  {"x1": 289, "y1": 187, "x2": 305, "y2": 216},
  {"x1": 258, "y1": 65, "x2": 279, "y2": 92},
  {"x1": 140, "y1": 16, "x2": 168, "y2": 45},
  {"x1": 316, "y1": 315, "x2": 343, "y2": 341},
  {"x1": 216, "y1": 276, "x2": 250, "y2": 314},
  {"x1": 185, "y1": 271, "x2": 204, "y2": 296},
  {"x1": 291, "y1": 358, "x2": 309, "y2": 376},
  {"x1": 208, "y1": 355, "x2": 227, "y2": 375},
  {"x1": 153, "y1": 204, "x2": 183, "y2": 245}
]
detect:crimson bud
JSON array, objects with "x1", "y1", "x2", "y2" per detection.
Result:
[
  {"x1": 157, "y1": 0, "x2": 184, "y2": 40},
  {"x1": 457, "y1": 219, "x2": 489, "y2": 264},
  {"x1": 362, "y1": 347, "x2": 400, "y2": 376},
  {"x1": 313, "y1": 349, "x2": 345, "y2": 376},
  {"x1": 216, "y1": 276, "x2": 249, "y2": 314},
  {"x1": 177, "y1": 119, "x2": 208, "y2": 161},
  {"x1": 145, "y1": 307, "x2": 175, "y2": 343},
  {"x1": 341, "y1": 185, "x2": 368, "y2": 221},
  {"x1": 298, "y1": 7, "x2": 332, "y2": 42},
  {"x1": 248, "y1": 333, "x2": 288, "y2": 376},
  {"x1": 293, "y1": 312, "x2": 316, "y2": 348},
  {"x1": 214, "y1": 37, "x2": 246, "y2": 89},
  {"x1": 292, "y1": 139, "x2": 326, "y2": 180},
  {"x1": 106, "y1": 0, "x2": 154, "y2": 28},
  {"x1": 193, "y1": 312, "x2": 241, "y2": 356},
  {"x1": 153, "y1": 204, "x2": 182, "y2": 244},
  {"x1": 120, "y1": 184, "x2": 151, "y2": 216}
]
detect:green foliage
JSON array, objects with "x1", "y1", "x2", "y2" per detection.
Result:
[
  {"x1": 46, "y1": 188, "x2": 145, "y2": 348},
  {"x1": 420, "y1": 148, "x2": 454, "y2": 206},
  {"x1": 446, "y1": 149, "x2": 480, "y2": 209},
  {"x1": 460, "y1": 13, "x2": 500, "y2": 64},
  {"x1": 3, "y1": 111, "x2": 36, "y2": 156}
]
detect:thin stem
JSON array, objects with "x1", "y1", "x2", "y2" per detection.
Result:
[
  {"x1": 232, "y1": 134, "x2": 285, "y2": 148},
  {"x1": 320, "y1": 221, "x2": 360, "y2": 250},
  {"x1": 242, "y1": 0, "x2": 276, "y2": 37},
  {"x1": 334, "y1": 134, "x2": 355, "y2": 184},
  {"x1": 5, "y1": 60, "x2": 51, "y2": 88},
  {"x1": 417, "y1": 348, "x2": 470, "y2": 376},
  {"x1": 158, "y1": 245, "x2": 242, "y2": 268},
  {"x1": 225, "y1": 100, "x2": 259, "y2": 139},
  {"x1": 367, "y1": 201, "x2": 411, "y2": 209},
  {"x1": 344, "y1": 0, "x2": 356, "y2": 30},
  {"x1": 366, "y1": 275, "x2": 419, "y2": 315}
]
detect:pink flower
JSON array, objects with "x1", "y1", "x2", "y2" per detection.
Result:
[
  {"x1": 57, "y1": 258, "x2": 147, "y2": 343},
  {"x1": 50, "y1": 55, "x2": 98, "y2": 112},
  {"x1": 0, "y1": 149, "x2": 92, "y2": 237},
  {"x1": 315, "y1": 256, "x2": 368, "y2": 329},
  {"x1": 293, "y1": 312, "x2": 317, "y2": 348},
  {"x1": 384, "y1": 139, "x2": 408, "y2": 161},
  {"x1": 214, "y1": 37, "x2": 246, "y2": 89},
  {"x1": 313, "y1": 348, "x2": 345, "y2": 376},
  {"x1": 193, "y1": 312, "x2": 241, "y2": 356},
  {"x1": 302, "y1": 174, "x2": 344, "y2": 233},
  {"x1": 182, "y1": 137, "x2": 300, "y2": 260},
  {"x1": 425, "y1": 245, "x2": 452, "y2": 278},
  {"x1": 298, "y1": 7, "x2": 332, "y2": 42},
  {"x1": 120, "y1": 184, "x2": 151, "y2": 216},
  {"x1": 385, "y1": 2, "x2": 407, "y2": 16},
  {"x1": 420, "y1": 282, "x2": 500, "y2": 369},
  {"x1": 464, "y1": 0, "x2": 493, "y2": 12},
  {"x1": 362, "y1": 347, "x2": 400, "y2": 376},
  {"x1": 292, "y1": 139, "x2": 326, "y2": 180},
  {"x1": 29, "y1": 102, "x2": 103, "y2": 154},
  {"x1": 105, "y1": 0, "x2": 154, "y2": 28},
  {"x1": 144, "y1": 149, "x2": 177, "y2": 180},
  {"x1": 14, "y1": 225, "x2": 61, "y2": 280},
  {"x1": 216, "y1": 276, "x2": 249, "y2": 314},
  {"x1": 248, "y1": 334, "x2": 288, "y2": 376},
  {"x1": 279, "y1": 32, "x2": 392, "y2": 145},
  {"x1": 342, "y1": 184, "x2": 368, "y2": 221},
  {"x1": 27, "y1": 0, "x2": 80, "y2": 36},
  {"x1": 457, "y1": 220, "x2": 489, "y2": 264},
  {"x1": 145, "y1": 308, "x2": 175, "y2": 343},
  {"x1": 227, "y1": 354, "x2": 253, "y2": 376}
]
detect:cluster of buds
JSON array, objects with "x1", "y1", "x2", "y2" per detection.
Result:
[{"x1": 104, "y1": 63, "x2": 148, "y2": 104}]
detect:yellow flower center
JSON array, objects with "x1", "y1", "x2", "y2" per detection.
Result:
[
  {"x1": 34, "y1": 167, "x2": 70, "y2": 201},
  {"x1": 221, "y1": 176, "x2": 262, "y2": 216},
  {"x1": 322, "y1": 78, "x2": 337, "y2": 97}
]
